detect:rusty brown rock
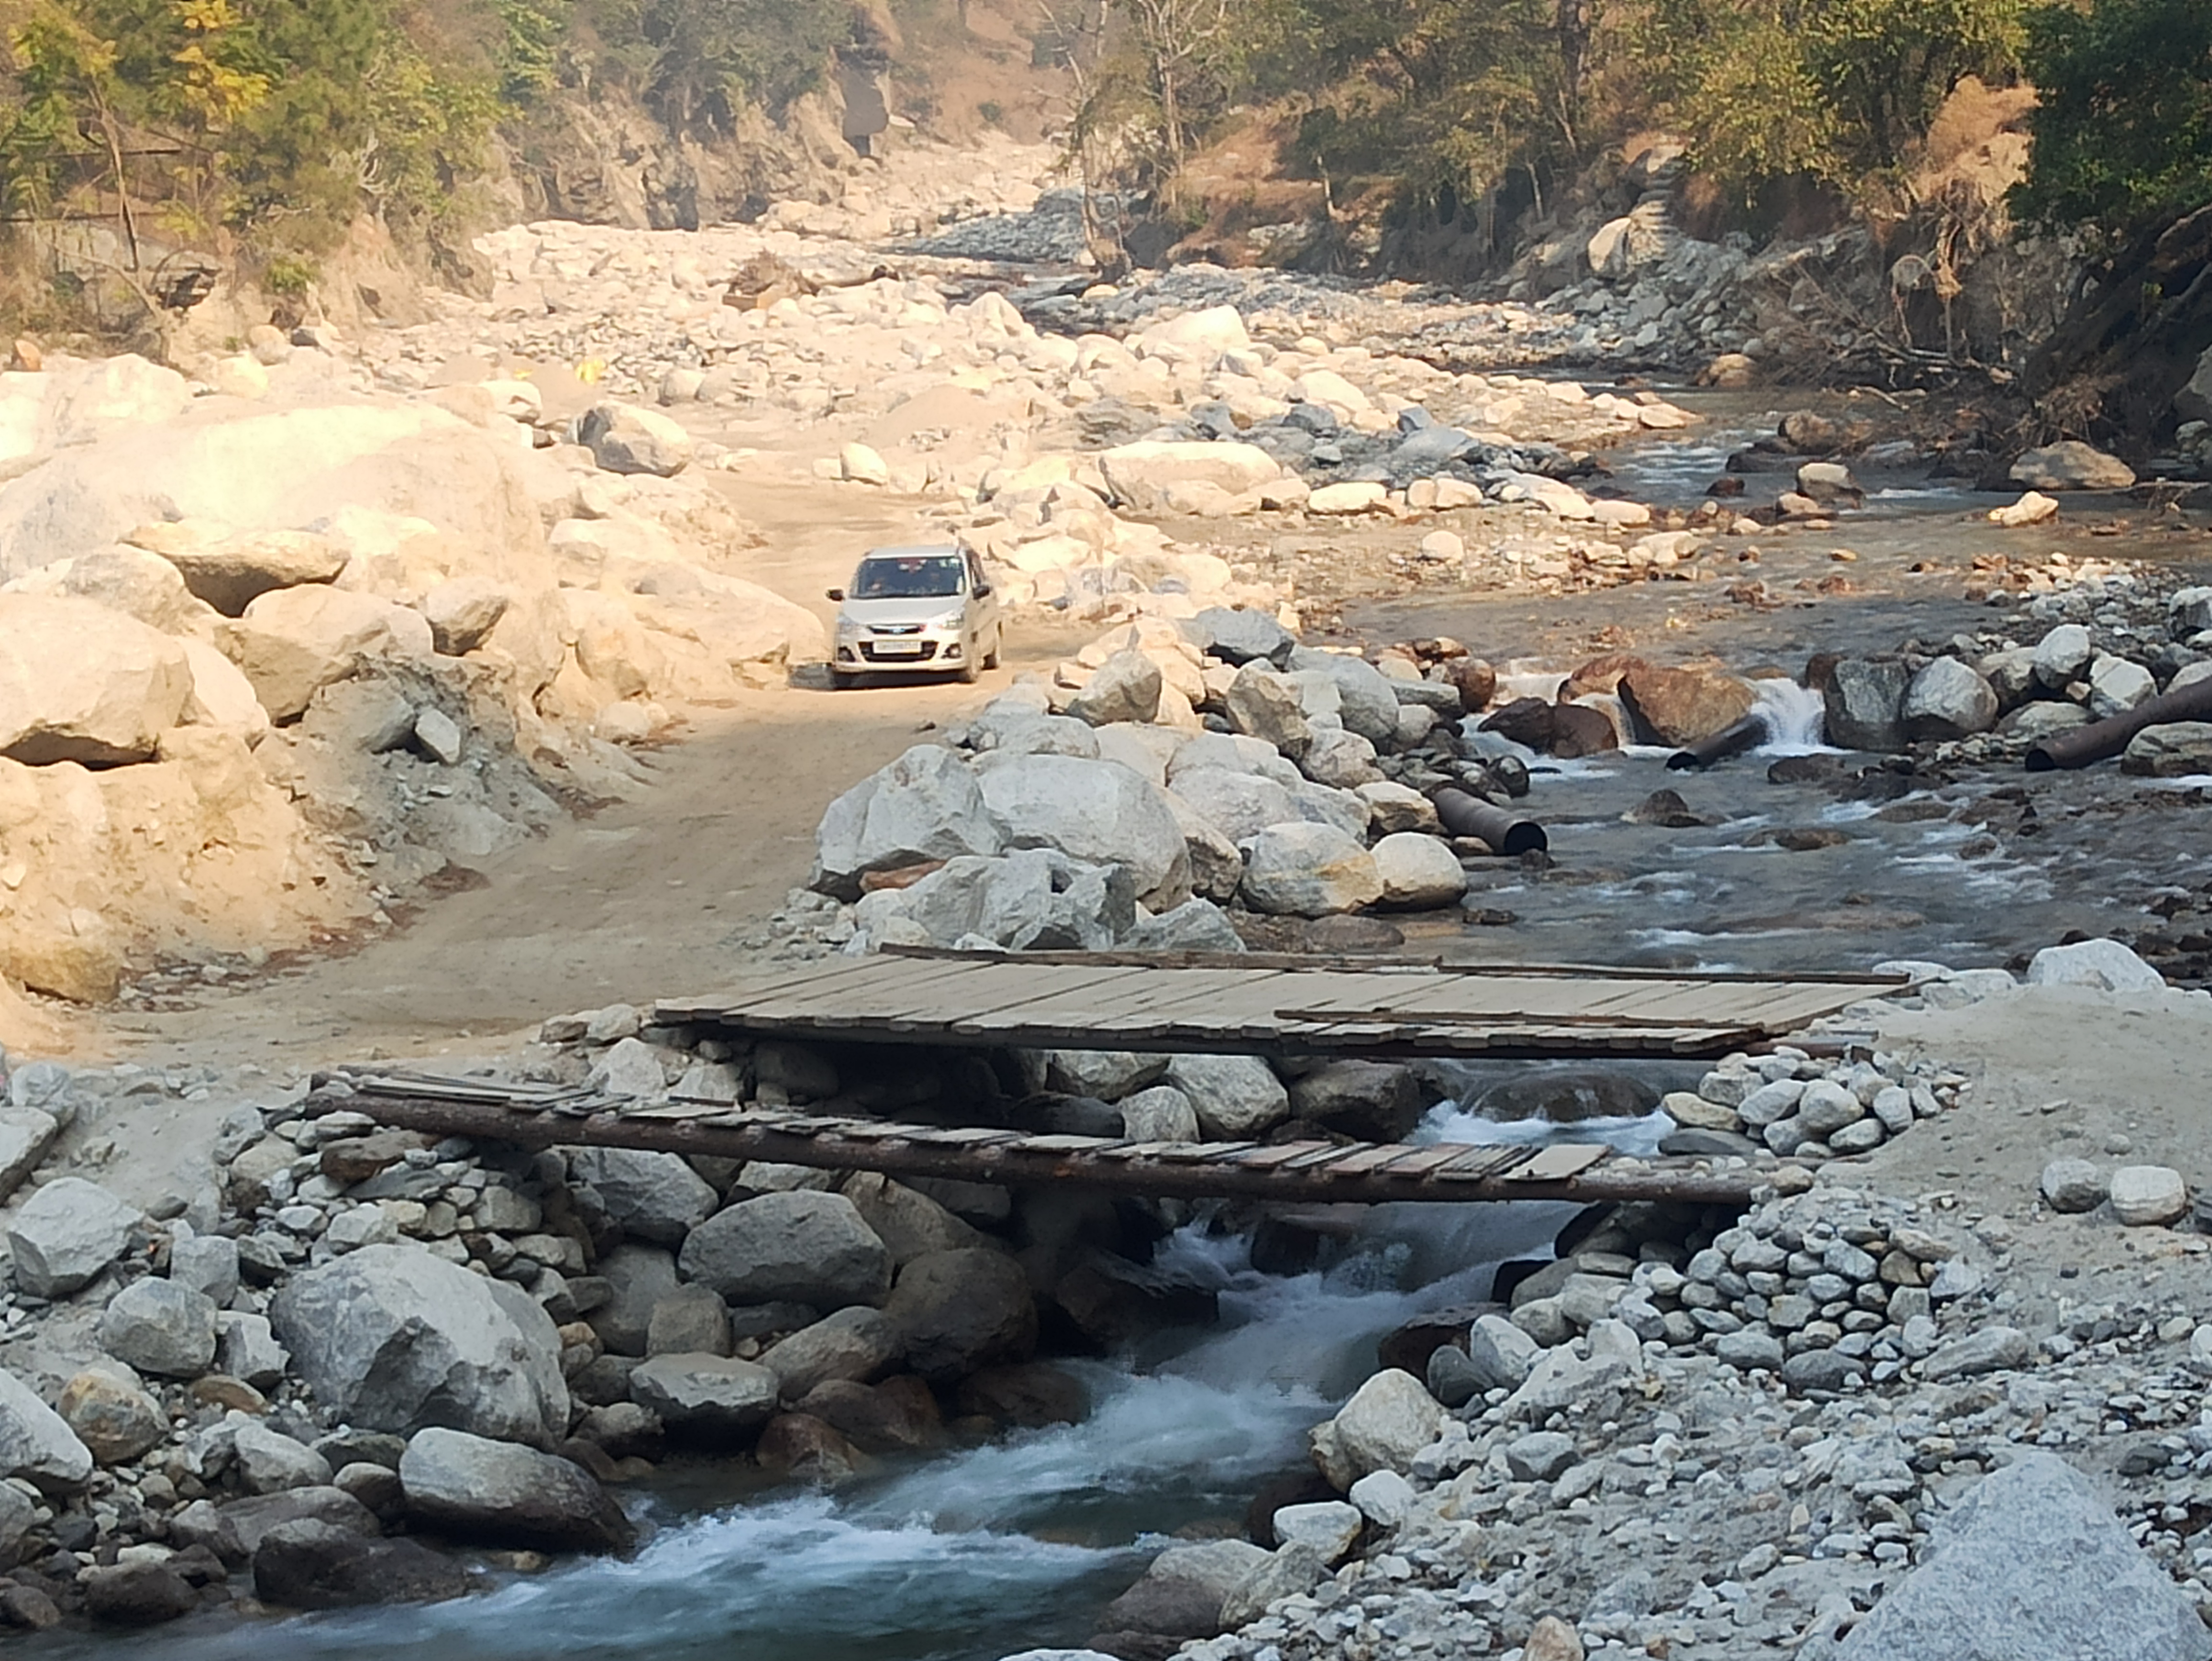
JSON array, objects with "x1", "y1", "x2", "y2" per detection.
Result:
[
  {"x1": 754, "y1": 1412, "x2": 867, "y2": 1483},
  {"x1": 1618, "y1": 663, "x2": 1756, "y2": 747},
  {"x1": 1560, "y1": 652, "x2": 1647, "y2": 700}
]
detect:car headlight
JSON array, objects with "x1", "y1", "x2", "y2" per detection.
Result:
[{"x1": 930, "y1": 609, "x2": 965, "y2": 630}]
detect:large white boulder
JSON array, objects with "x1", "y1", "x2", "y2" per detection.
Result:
[
  {"x1": 134, "y1": 525, "x2": 348, "y2": 617},
  {"x1": 976, "y1": 753, "x2": 1188, "y2": 904},
  {"x1": 1239, "y1": 823, "x2": 1382, "y2": 917},
  {"x1": 0, "y1": 594, "x2": 190, "y2": 765},
  {"x1": 269, "y1": 1244, "x2": 570, "y2": 1447},
  {"x1": 2010, "y1": 441, "x2": 2136, "y2": 491},
  {"x1": 1371, "y1": 832, "x2": 1467, "y2": 910},
  {"x1": 6, "y1": 1176, "x2": 142, "y2": 1297},
  {"x1": 813, "y1": 744, "x2": 1005, "y2": 898},
  {"x1": 579, "y1": 400, "x2": 692, "y2": 477},
  {"x1": 0, "y1": 403, "x2": 546, "y2": 580},
  {"x1": 218, "y1": 586, "x2": 431, "y2": 720},
  {"x1": 1168, "y1": 767, "x2": 1304, "y2": 844},
  {"x1": 1098, "y1": 442, "x2": 1282, "y2": 514},
  {"x1": 0, "y1": 1366, "x2": 92, "y2": 1491}
]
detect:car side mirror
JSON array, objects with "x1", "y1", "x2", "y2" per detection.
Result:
[
  {"x1": 826, "y1": 588, "x2": 845, "y2": 602},
  {"x1": 973, "y1": 583, "x2": 993, "y2": 598}
]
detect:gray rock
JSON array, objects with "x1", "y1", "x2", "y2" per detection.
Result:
[
  {"x1": 217, "y1": 1311, "x2": 291, "y2": 1388},
  {"x1": 838, "y1": 1174, "x2": 985, "y2": 1265},
  {"x1": 270, "y1": 1244, "x2": 569, "y2": 1446},
  {"x1": 6, "y1": 1176, "x2": 141, "y2": 1297},
  {"x1": 646, "y1": 1285, "x2": 732, "y2": 1357},
  {"x1": 169, "y1": 1235, "x2": 240, "y2": 1304},
  {"x1": 1217, "y1": 1541, "x2": 1328, "y2": 1629},
  {"x1": 977, "y1": 753, "x2": 1188, "y2": 904},
  {"x1": 1919, "y1": 1326, "x2": 2031, "y2": 1381},
  {"x1": 1505, "y1": 1430, "x2": 1577, "y2": 1482},
  {"x1": 1902, "y1": 657, "x2": 1998, "y2": 741},
  {"x1": 1838, "y1": 1453, "x2": 2208, "y2": 1661},
  {"x1": 588, "y1": 1037, "x2": 667, "y2": 1099},
  {"x1": 1780, "y1": 1349, "x2": 1865, "y2": 1393},
  {"x1": 1716, "y1": 1329, "x2": 1785, "y2": 1370},
  {"x1": 252, "y1": 1517, "x2": 471, "y2": 1610},
  {"x1": 0, "y1": 1479, "x2": 33, "y2": 1560},
  {"x1": 759, "y1": 1307, "x2": 901, "y2": 1399},
  {"x1": 1223, "y1": 664, "x2": 1312, "y2": 756},
  {"x1": 855, "y1": 849, "x2": 1129, "y2": 953},
  {"x1": 812, "y1": 744, "x2": 1004, "y2": 899},
  {"x1": 1823, "y1": 660, "x2": 1909, "y2": 751},
  {"x1": 679, "y1": 1192, "x2": 891, "y2": 1308},
  {"x1": 2026, "y1": 939, "x2": 2166, "y2": 993},
  {"x1": 220, "y1": 1486, "x2": 379, "y2": 1556},
  {"x1": 1316, "y1": 1370, "x2": 1439, "y2": 1488},
  {"x1": 1286, "y1": 648, "x2": 1402, "y2": 746},
  {"x1": 590, "y1": 1243, "x2": 678, "y2": 1356},
  {"x1": 2123, "y1": 722, "x2": 2212, "y2": 777},
  {"x1": 628, "y1": 1353, "x2": 779, "y2": 1437},
  {"x1": 578, "y1": 399, "x2": 691, "y2": 476},
  {"x1": 1117, "y1": 1084, "x2": 1199, "y2": 1143},
  {"x1": 1425, "y1": 1344, "x2": 1482, "y2": 1408},
  {"x1": 232, "y1": 1424, "x2": 334, "y2": 1495},
  {"x1": 2040, "y1": 1158, "x2": 2107, "y2": 1213},
  {"x1": 1043, "y1": 1049, "x2": 1169, "y2": 1100},
  {"x1": 1099, "y1": 1537, "x2": 1270, "y2": 1639},
  {"x1": 1186, "y1": 607, "x2": 1295, "y2": 667},
  {"x1": 399, "y1": 1427, "x2": 633, "y2": 1552},
  {"x1": 1162, "y1": 1053, "x2": 1288, "y2": 1139},
  {"x1": 1123, "y1": 897, "x2": 1247, "y2": 954},
  {"x1": 81, "y1": 1561, "x2": 196, "y2": 1626},
  {"x1": 97, "y1": 1278, "x2": 217, "y2": 1377},
  {"x1": 1239, "y1": 821, "x2": 1381, "y2": 916},
  {"x1": 1795, "y1": 1080, "x2": 1865, "y2": 1138},
  {"x1": 2010, "y1": 441, "x2": 2136, "y2": 491},
  {"x1": 1168, "y1": 766, "x2": 1303, "y2": 844},
  {"x1": 2109, "y1": 1165, "x2": 2188, "y2": 1226},
  {"x1": 562, "y1": 1147, "x2": 718, "y2": 1245},
  {"x1": 0, "y1": 1365, "x2": 93, "y2": 1489},
  {"x1": 1067, "y1": 651, "x2": 1162, "y2": 727},
  {"x1": 2033, "y1": 623, "x2": 2095, "y2": 687},
  {"x1": 1271, "y1": 1499, "x2": 1363, "y2": 1561},
  {"x1": 1465, "y1": 1313, "x2": 1539, "y2": 1390},
  {"x1": 1288, "y1": 1060, "x2": 1424, "y2": 1141},
  {"x1": 886, "y1": 1247, "x2": 1037, "y2": 1384}
]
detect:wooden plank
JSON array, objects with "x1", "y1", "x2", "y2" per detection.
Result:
[
  {"x1": 1430, "y1": 1146, "x2": 1538, "y2": 1182},
  {"x1": 957, "y1": 967, "x2": 1271, "y2": 1036},
  {"x1": 933, "y1": 966, "x2": 1220, "y2": 1037},
  {"x1": 1505, "y1": 1143, "x2": 1612, "y2": 1183},
  {"x1": 1222, "y1": 1141, "x2": 1338, "y2": 1171},
  {"x1": 1379, "y1": 1142, "x2": 1488, "y2": 1179},
  {"x1": 1317, "y1": 1144, "x2": 1416, "y2": 1179},
  {"x1": 1007, "y1": 1133, "x2": 1116, "y2": 1154}
]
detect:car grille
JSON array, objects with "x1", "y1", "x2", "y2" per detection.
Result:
[
  {"x1": 869, "y1": 623, "x2": 925, "y2": 636},
  {"x1": 859, "y1": 640, "x2": 940, "y2": 663}
]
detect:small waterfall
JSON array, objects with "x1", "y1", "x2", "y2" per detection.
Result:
[{"x1": 1750, "y1": 678, "x2": 1830, "y2": 753}]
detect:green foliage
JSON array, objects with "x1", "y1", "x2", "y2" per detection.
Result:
[
  {"x1": 610, "y1": 0, "x2": 850, "y2": 133},
  {"x1": 1639, "y1": 0, "x2": 2025, "y2": 204},
  {"x1": 2013, "y1": 0, "x2": 2212, "y2": 239}
]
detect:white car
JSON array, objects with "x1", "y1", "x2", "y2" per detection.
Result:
[{"x1": 828, "y1": 544, "x2": 1002, "y2": 686}]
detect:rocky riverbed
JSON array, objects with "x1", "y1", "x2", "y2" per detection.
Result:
[{"x1": 2, "y1": 120, "x2": 2212, "y2": 1661}]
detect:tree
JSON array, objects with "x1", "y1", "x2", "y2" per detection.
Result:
[
  {"x1": 1638, "y1": 0, "x2": 2024, "y2": 205},
  {"x1": 2013, "y1": 0, "x2": 2212, "y2": 240}
]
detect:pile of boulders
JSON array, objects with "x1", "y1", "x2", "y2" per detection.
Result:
[
  {"x1": 1820, "y1": 579, "x2": 2210, "y2": 765},
  {"x1": 1061, "y1": 1159, "x2": 2212, "y2": 1661},
  {"x1": 0, "y1": 1039, "x2": 1118, "y2": 1629},
  {"x1": 812, "y1": 607, "x2": 1544, "y2": 950},
  {"x1": 0, "y1": 343, "x2": 825, "y2": 1006}
]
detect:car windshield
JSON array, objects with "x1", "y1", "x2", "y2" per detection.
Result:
[{"x1": 851, "y1": 555, "x2": 965, "y2": 599}]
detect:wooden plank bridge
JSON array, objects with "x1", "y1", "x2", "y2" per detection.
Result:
[
  {"x1": 653, "y1": 950, "x2": 1900, "y2": 1062},
  {"x1": 314, "y1": 955, "x2": 1890, "y2": 1207},
  {"x1": 320, "y1": 1073, "x2": 1790, "y2": 1207}
]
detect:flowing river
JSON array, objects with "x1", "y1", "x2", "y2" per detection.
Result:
[{"x1": 26, "y1": 1107, "x2": 1647, "y2": 1661}]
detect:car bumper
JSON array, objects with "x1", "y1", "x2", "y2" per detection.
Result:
[{"x1": 834, "y1": 629, "x2": 968, "y2": 672}]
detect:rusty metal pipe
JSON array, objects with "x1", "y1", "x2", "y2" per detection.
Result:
[
  {"x1": 1433, "y1": 787, "x2": 1548, "y2": 855},
  {"x1": 1665, "y1": 715, "x2": 1769, "y2": 772},
  {"x1": 2024, "y1": 674, "x2": 2212, "y2": 771}
]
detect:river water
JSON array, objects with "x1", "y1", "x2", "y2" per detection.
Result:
[{"x1": 31, "y1": 1127, "x2": 1602, "y2": 1661}]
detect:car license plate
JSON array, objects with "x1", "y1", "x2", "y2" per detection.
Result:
[{"x1": 873, "y1": 641, "x2": 923, "y2": 658}]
